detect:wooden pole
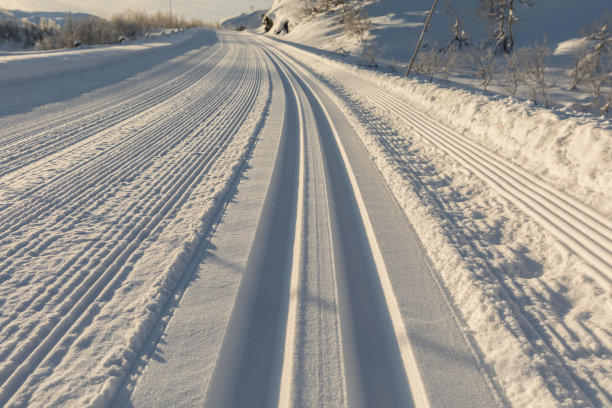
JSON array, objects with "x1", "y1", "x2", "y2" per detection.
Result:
[{"x1": 406, "y1": 0, "x2": 439, "y2": 78}]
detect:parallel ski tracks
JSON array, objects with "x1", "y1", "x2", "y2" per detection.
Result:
[
  {"x1": 267, "y1": 49, "x2": 610, "y2": 405},
  {"x1": 337, "y1": 76, "x2": 612, "y2": 290},
  {"x1": 0, "y1": 35, "x2": 267, "y2": 406},
  {"x1": 0, "y1": 42, "x2": 227, "y2": 177},
  {"x1": 202, "y1": 37, "x2": 420, "y2": 407},
  {"x1": 0, "y1": 37, "x2": 226, "y2": 147},
  {"x1": 0, "y1": 44, "x2": 238, "y2": 245}
]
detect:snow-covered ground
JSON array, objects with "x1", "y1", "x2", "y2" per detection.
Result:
[
  {"x1": 0, "y1": 4, "x2": 611, "y2": 407},
  {"x1": 220, "y1": 9, "x2": 267, "y2": 30},
  {"x1": 263, "y1": 0, "x2": 612, "y2": 115}
]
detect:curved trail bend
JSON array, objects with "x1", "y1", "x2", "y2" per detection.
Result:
[
  {"x1": 0, "y1": 30, "x2": 503, "y2": 407},
  {"x1": 123, "y1": 32, "x2": 499, "y2": 407}
]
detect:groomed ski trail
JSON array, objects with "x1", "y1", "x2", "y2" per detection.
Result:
[
  {"x1": 0, "y1": 30, "x2": 272, "y2": 407},
  {"x1": 123, "y1": 32, "x2": 500, "y2": 408},
  {"x1": 261, "y1": 38, "x2": 612, "y2": 406}
]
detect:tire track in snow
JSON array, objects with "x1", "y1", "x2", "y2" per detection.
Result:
[{"x1": 0, "y1": 34, "x2": 268, "y2": 406}]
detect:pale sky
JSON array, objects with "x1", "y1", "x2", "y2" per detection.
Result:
[{"x1": 1, "y1": 0, "x2": 272, "y2": 22}]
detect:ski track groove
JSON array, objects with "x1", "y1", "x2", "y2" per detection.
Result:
[
  {"x1": 0, "y1": 39, "x2": 254, "y2": 321},
  {"x1": 345, "y1": 80, "x2": 612, "y2": 288},
  {"x1": 0, "y1": 37, "x2": 223, "y2": 148},
  {"x1": 3, "y1": 31, "x2": 608, "y2": 407},
  {"x1": 266, "y1": 47, "x2": 608, "y2": 405},
  {"x1": 0, "y1": 34, "x2": 267, "y2": 406},
  {"x1": 0, "y1": 45, "x2": 238, "y2": 258},
  {"x1": 0, "y1": 53, "x2": 241, "y2": 286},
  {"x1": 207, "y1": 38, "x2": 417, "y2": 407},
  {"x1": 0, "y1": 45, "x2": 229, "y2": 235},
  {"x1": 0, "y1": 44, "x2": 227, "y2": 177},
  {"x1": 340, "y1": 75, "x2": 601, "y2": 406}
]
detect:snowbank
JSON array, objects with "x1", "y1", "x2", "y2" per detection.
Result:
[{"x1": 268, "y1": 39, "x2": 612, "y2": 218}]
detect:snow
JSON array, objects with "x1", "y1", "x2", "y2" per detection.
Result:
[
  {"x1": 263, "y1": 0, "x2": 612, "y2": 114},
  {"x1": 0, "y1": 29, "x2": 271, "y2": 406},
  {"x1": 260, "y1": 23, "x2": 612, "y2": 407},
  {"x1": 0, "y1": 29, "x2": 196, "y2": 85},
  {"x1": 0, "y1": 1, "x2": 611, "y2": 406},
  {"x1": 220, "y1": 9, "x2": 267, "y2": 30}
]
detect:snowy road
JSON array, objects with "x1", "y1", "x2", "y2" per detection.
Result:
[{"x1": 1, "y1": 28, "x2": 610, "y2": 407}]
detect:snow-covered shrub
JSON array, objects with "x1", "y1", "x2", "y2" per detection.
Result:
[
  {"x1": 414, "y1": 44, "x2": 443, "y2": 81},
  {"x1": 0, "y1": 17, "x2": 59, "y2": 48},
  {"x1": 340, "y1": 3, "x2": 371, "y2": 43},
  {"x1": 518, "y1": 41, "x2": 551, "y2": 105},
  {"x1": 468, "y1": 45, "x2": 498, "y2": 92},
  {"x1": 30, "y1": 9, "x2": 205, "y2": 51},
  {"x1": 503, "y1": 50, "x2": 523, "y2": 96}
]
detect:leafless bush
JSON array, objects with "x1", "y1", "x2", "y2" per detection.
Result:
[
  {"x1": 602, "y1": 81, "x2": 612, "y2": 114},
  {"x1": 574, "y1": 16, "x2": 612, "y2": 112},
  {"x1": 360, "y1": 42, "x2": 380, "y2": 67},
  {"x1": 503, "y1": 50, "x2": 523, "y2": 96},
  {"x1": 0, "y1": 19, "x2": 21, "y2": 44},
  {"x1": 468, "y1": 45, "x2": 497, "y2": 92},
  {"x1": 568, "y1": 43, "x2": 590, "y2": 90},
  {"x1": 414, "y1": 44, "x2": 443, "y2": 81},
  {"x1": 74, "y1": 17, "x2": 115, "y2": 45},
  {"x1": 318, "y1": 0, "x2": 348, "y2": 12},
  {"x1": 340, "y1": 4, "x2": 371, "y2": 43},
  {"x1": 439, "y1": 48, "x2": 459, "y2": 81},
  {"x1": 328, "y1": 37, "x2": 349, "y2": 56},
  {"x1": 30, "y1": 9, "x2": 205, "y2": 51},
  {"x1": 388, "y1": 57, "x2": 400, "y2": 73},
  {"x1": 519, "y1": 41, "x2": 551, "y2": 105},
  {"x1": 0, "y1": 17, "x2": 60, "y2": 48}
]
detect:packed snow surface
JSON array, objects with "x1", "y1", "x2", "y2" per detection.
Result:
[{"x1": 0, "y1": 10, "x2": 610, "y2": 408}]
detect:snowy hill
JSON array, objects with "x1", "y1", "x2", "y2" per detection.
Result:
[
  {"x1": 263, "y1": 0, "x2": 611, "y2": 65},
  {"x1": 220, "y1": 9, "x2": 267, "y2": 30},
  {"x1": 259, "y1": 0, "x2": 612, "y2": 216}
]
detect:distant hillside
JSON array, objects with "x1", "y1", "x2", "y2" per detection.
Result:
[
  {"x1": 263, "y1": 0, "x2": 611, "y2": 59},
  {"x1": 220, "y1": 9, "x2": 267, "y2": 30},
  {"x1": 261, "y1": 0, "x2": 612, "y2": 114},
  {"x1": 0, "y1": 9, "x2": 97, "y2": 27}
]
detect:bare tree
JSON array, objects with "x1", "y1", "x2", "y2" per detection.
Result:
[
  {"x1": 414, "y1": 44, "x2": 443, "y2": 81},
  {"x1": 520, "y1": 41, "x2": 551, "y2": 105},
  {"x1": 469, "y1": 45, "x2": 497, "y2": 92},
  {"x1": 566, "y1": 16, "x2": 612, "y2": 111},
  {"x1": 503, "y1": 50, "x2": 522, "y2": 96},
  {"x1": 479, "y1": 0, "x2": 533, "y2": 54},
  {"x1": 568, "y1": 43, "x2": 590, "y2": 89},
  {"x1": 441, "y1": 4, "x2": 470, "y2": 52}
]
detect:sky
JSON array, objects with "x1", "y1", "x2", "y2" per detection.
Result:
[{"x1": 0, "y1": 0, "x2": 272, "y2": 22}]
